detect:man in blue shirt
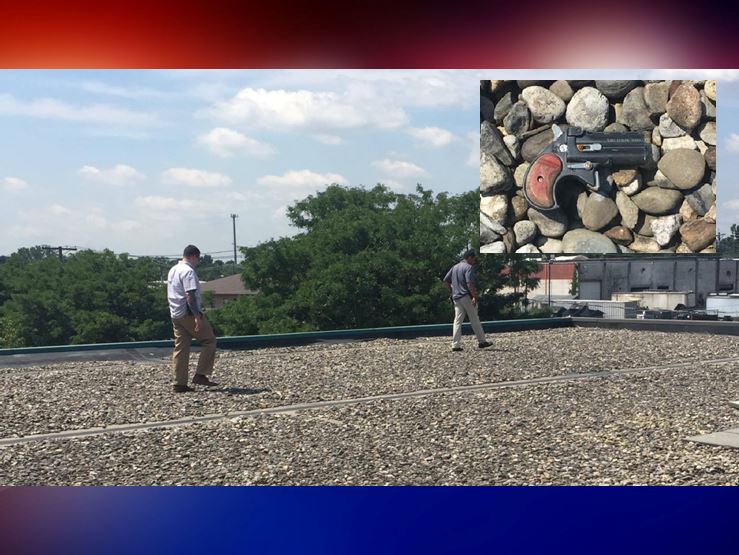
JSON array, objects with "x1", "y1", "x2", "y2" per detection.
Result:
[
  {"x1": 443, "y1": 250, "x2": 492, "y2": 352},
  {"x1": 167, "y1": 244, "x2": 219, "y2": 392}
]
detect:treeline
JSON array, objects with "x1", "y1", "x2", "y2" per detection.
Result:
[
  {"x1": 209, "y1": 185, "x2": 541, "y2": 335},
  {"x1": 0, "y1": 185, "x2": 542, "y2": 348}
]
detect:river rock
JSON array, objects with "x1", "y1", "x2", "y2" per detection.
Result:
[
  {"x1": 515, "y1": 244, "x2": 540, "y2": 254},
  {"x1": 679, "y1": 219, "x2": 716, "y2": 251},
  {"x1": 527, "y1": 207, "x2": 568, "y2": 238},
  {"x1": 481, "y1": 95, "x2": 495, "y2": 122},
  {"x1": 695, "y1": 140, "x2": 708, "y2": 155},
  {"x1": 676, "y1": 243, "x2": 693, "y2": 253},
  {"x1": 644, "y1": 81, "x2": 670, "y2": 115},
  {"x1": 481, "y1": 121, "x2": 514, "y2": 166},
  {"x1": 635, "y1": 213, "x2": 656, "y2": 237},
  {"x1": 704, "y1": 147, "x2": 716, "y2": 171},
  {"x1": 705, "y1": 80, "x2": 716, "y2": 101},
  {"x1": 576, "y1": 191, "x2": 588, "y2": 219},
  {"x1": 612, "y1": 169, "x2": 637, "y2": 187},
  {"x1": 616, "y1": 191, "x2": 640, "y2": 229},
  {"x1": 667, "y1": 84, "x2": 702, "y2": 130},
  {"x1": 686, "y1": 183, "x2": 715, "y2": 217},
  {"x1": 658, "y1": 113, "x2": 686, "y2": 138},
  {"x1": 705, "y1": 203, "x2": 716, "y2": 223},
  {"x1": 510, "y1": 195, "x2": 528, "y2": 223},
  {"x1": 561, "y1": 229, "x2": 618, "y2": 253},
  {"x1": 513, "y1": 220, "x2": 538, "y2": 245},
  {"x1": 549, "y1": 80, "x2": 573, "y2": 102},
  {"x1": 629, "y1": 235, "x2": 661, "y2": 253},
  {"x1": 522, "y1": 86, "x2": 566, "y2": 125},
  {"x1": 661, "y1": 136, "x2": 697, "y2": 152},
  {"x1": 480, "y1": 241, "x2": 506, "y2": 254},
  {"x1": 652, "y1": 127, "x2": 662, "y2": 147},
  {"x1": 480, "y1": 218, "x2": 502, "y2": 244},
  {"x1": 651, "y1": 169, "x2": 677, "y2": 189},
  {"x1": 535, "y1": 237, "x2": 563, "y2": 253},
  {"x1": 566, "y1": 87, "x2": 609, "y2": 132},
  {"x1": 632, "y1": 188, "x2": 683, "y2": 215},
  {"x1": 595, "y1": 80, "x2": 637, "y2": 99},
  {"x1": 618, "y1": 87, "x2": 654, "y2": 130},
  {"x1": 604, "y1": 122, "x2": 628, "y2": 133},
  {"x1": 657, "y1": 149, "x2": 705, "y2": 190},
  {"x1": 514, "y1": 163, "x2": 530, "y2": 188},
  {"x1": 699, "y1": 121, "x2": 716, "y2": 146},
  {"x1": 481, "y1": 194, "x2": 509, "y2": 225},
  {"x1": 480, "y1": 151, "x2": 514, "y2": 194},
  {"x1": 679, "y1": 199, "x2": 698, "y2": 222},
  {"x1": 582, "y1": 193, "x2": 619, "y2": 231},
  {"x1": 493, "y1": 91, "x2": 515, "y2": 124},
  {"x1": 521, "y1": 128, "x2": 557, "y2": 162},
  {"x1": 504, "y1": 101, "x2": 531, "y2": 137},
  {"x1": 604, "y1": 226, "x2": 633, "y2": 245},
  {"x1": 700, "y1": 90, "x2": 716, "y2": 120},
  {"x1": 504, "y1": 134, "x2": 520, "y2": 160},
  {"x1": 651, "y1": 214, "x2": 682, "y2": 246}
]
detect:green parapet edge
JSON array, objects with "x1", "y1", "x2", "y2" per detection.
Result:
[{"x1": 0, "y1": 317, "x2": 572, "y2": 356}]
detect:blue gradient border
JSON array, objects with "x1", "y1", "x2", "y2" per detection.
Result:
[{"x1": 1, "y1": 487, "x2": 737, "y2": 554}]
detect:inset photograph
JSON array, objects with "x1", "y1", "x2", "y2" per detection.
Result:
[{"x1": 480, "y1": 80, "x2": 717, "y2": 254}]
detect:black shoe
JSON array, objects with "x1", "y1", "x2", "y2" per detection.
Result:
[
  {"x1": 478, "y1": 341, "x2": 492, "y2": 349},
  {"x1": 173, "y1": 385, "x2": 195, "y2": 393},
  {"x1": 193, "y1": 374, "x2": 219, "y2": 387},
  {"x1": 452, "y1": 347, "x2": 463, "y2": 352}
]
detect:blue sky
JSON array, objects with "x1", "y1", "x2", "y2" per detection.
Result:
[{"x1": 1, "y1": 69, "x2": 737, "y2": 258}]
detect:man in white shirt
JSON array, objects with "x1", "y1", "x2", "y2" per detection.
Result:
[{"x1": 167, "y1": 245, "x2": 218, "y2": 392}]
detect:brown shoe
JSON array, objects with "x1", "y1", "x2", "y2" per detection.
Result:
[
  {"x1": 173, "y1": 385, "x2": 195, "y2": 393},
  {"x1": 192, "y1": 374, "x2": 219, "y2": 387}
]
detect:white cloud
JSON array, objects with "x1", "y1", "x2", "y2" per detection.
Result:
[
  {"x1": 3, "y1": 177, "x2": 28, "y2": 191},
  {"x1": 647, "y1": 69, "x2": 739, "y2": 82},
  {"x1": 162, "y1": 168, "x2": 232, "y2": 188},
  {"x1": 79, "y1": 164, "x2": 146, "y2": 186},
  {"x1": 258, "y1": 169, "x2": 348, "y2": 189},
  {"x1": 727, "y1": 133, "x2": 739, "y2": 153},
  {"x1": 49, "y1": 204, "x2": 71, "y2": 215},
  {"x1": 724, "y1": 199, "x2": 739, "y2": 210},
  {"x1": 313, "y1": 133, "x2": 343, "y2": 145},
  {"x1": 202, "y1": 87, "x2": 408, "y2": 131},
  {"x1": 134, "y1": 196, "x2": 199, "y2": 222},
  {"x1": 197, "y1": 127, "x2": 274, "y2": 158},
  {"x1": 110, "y1": 219, "x2": 143, "y2": 233},
  {"x1": 272, "y1": 205, "x2": 288, "y2": 219},
  {"x1": 408, "y1": 126, "x2": 455, "y2": 147},
  {"x1": 0, "y1": 94, "x2": 157, "y2": 127},
  {"x1": 372, "y1": 159, "x2": 430, "y2": 178},
  {"x1": 85, "y1": 208, "x2": 108, "y2": 229},
  {"x1": 77, "y1": 81, "x2": 171, "y2": 99}
]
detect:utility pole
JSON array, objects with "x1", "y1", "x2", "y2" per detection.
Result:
[
  {"x1": 230, "y1": 214, "x2": 238, "y2": 272},
  {"x1": 41, "y1": 245, "x2": 77, "y2": 262}
]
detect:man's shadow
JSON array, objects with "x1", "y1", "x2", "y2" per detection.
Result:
[{"x1": 207, "y1": 387, "x2": 271, "y2": 396}]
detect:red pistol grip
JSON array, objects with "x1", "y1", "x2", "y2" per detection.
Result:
[{"x1": 525, "y1": 153, "x2": 562, "y2": 210}]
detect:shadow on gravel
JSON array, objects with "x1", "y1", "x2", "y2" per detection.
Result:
[{"x1": 208, "y1": 387, "x2": 271, "y2": 396}]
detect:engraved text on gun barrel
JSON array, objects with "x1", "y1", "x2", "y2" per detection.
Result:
[
  {"x1": 523, "y1": 125, "x2": 649, "y2": 211},
  {"x1": 524, "y1": 153, "x2": 562, "y2": 211}
]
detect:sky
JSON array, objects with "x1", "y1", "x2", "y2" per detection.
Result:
[{"x1": 1, "y1": 69, "x2": 737, "y2": 259}]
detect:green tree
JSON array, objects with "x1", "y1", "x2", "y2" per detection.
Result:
[{"x1": 210, "y1": 184, "x2": 534, "y2": 336}]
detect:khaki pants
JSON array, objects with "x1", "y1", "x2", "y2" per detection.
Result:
[
  {"x1": 172, "y1": 314, "x2": 217, "y2": 386},
  {"x1": 452, "y1": 295, "x2": 487, "y2": 348}
]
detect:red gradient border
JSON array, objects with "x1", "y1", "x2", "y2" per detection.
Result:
[{"x1": 0, "y1": 0, "x2": 735, "y2": 68}]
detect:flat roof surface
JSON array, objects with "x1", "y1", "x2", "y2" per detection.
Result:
[{"x1": 1, "y1": 328, "x2": 738, "y2": 485}]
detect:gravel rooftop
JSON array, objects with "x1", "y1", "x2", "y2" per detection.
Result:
[{"x1": 1, "y1": 327, "x2": 738, "y2": 485}]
